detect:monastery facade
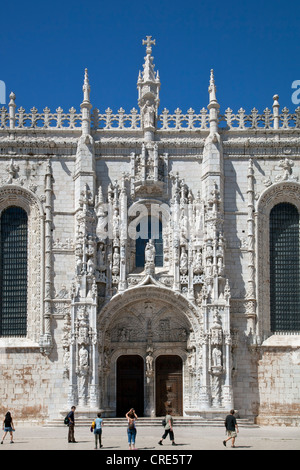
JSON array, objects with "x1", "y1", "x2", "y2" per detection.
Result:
[{"x1": 0, "y1": 37, "x2": 299, "y2": 425}]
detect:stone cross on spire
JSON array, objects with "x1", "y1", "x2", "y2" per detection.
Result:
[{"x1": 142, "y1": 36, "x2": 156, "y2": 55}]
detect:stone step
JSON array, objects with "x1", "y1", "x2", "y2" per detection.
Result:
[{"x1": 45, "y1": 416, "x2": 258, "y2": 428}]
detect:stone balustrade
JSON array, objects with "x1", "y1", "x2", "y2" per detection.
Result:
[{"x1": 1, "y1": 100, "x2": 300, "y2": 131}]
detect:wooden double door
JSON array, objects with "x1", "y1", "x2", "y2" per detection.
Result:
[
  {"x1": 155, "y1": 355, "x2": 183, "y2": 416},
  {"x1": 116, "y1": 354, "x2": 183, "y2": 417}
]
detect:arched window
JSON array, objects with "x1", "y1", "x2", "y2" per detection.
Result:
[
  {"x1": 270, "y1": 202, "x2": 300, "y2": 332},
  {"x1": 0, "y1": 207, "x2": 28, "y2": 336},
  {"x1": 136, "y1": 215, "x2": 163, "y2": 267}
]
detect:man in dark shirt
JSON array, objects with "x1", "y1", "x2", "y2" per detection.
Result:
[
  {"x1": 67, "y1": 406, "x2": 77, "y2": 443},
  {"x1": 223, "y1": 409, "x2": 239, "y2": 447}
]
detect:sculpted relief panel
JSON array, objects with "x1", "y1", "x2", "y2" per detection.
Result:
[{"x1": 107, "y1": 301, "x2": 190, "y2": 345}]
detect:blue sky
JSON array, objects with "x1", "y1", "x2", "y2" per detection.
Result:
[{"x1": 1, "y1": 0, "x2": 300, "y2": 115}]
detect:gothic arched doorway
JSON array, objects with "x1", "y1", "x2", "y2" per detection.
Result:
[
  {"x1": 116, "y1": 355, "x2": 144, "y2": 417},
  {"x1": 155, "y1": 355, "x2": 183, "y2": 416}
]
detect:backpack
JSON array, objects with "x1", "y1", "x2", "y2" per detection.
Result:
[
  {"x1": 161, "y1": 418, "x2": 166, "y2": 427},
  {"x1": 128, "y1": 420, "x2": 135, "y2": 430},
  {"x1": 64, "y1": 414, "x2": 69, "y2": 425}
]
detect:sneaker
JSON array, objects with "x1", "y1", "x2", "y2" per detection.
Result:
[
  {"x1": 158, "y1": 441, "x2": 163, "y2": 445},
  {"x1": 223, "y1": 440, "x2": 226, "y2": 447},
  {"x1": 172, "y1": 442, "x2": 177, "y2": 446}
]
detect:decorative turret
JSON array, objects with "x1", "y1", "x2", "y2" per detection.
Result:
[
  {"x1": 202, "y1": 70, "x2": 223, "y2": 204},
  {"x1": 75, "y1": 68, "x2": 96, "y2": 211},
  {"x1": 137, "y1": 36, "x2": 161, "y2": 140}
]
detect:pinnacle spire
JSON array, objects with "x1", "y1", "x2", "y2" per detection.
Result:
[
  {"x1": 137, "y1": 36, "x2": 160, "y2": 115},
  {"x1": 82, "y1": 68, "x2": 91, "y2": 103},
  {"x1": 208, "y1": 69, "x2": 218, "y2": 106},
  {"x1": 81, "y1": 68, "x2": 92, "y2": 135},
  {"x1": 207, "y1": 69, "x2": 219, "y2": 135},
  {"x1": 140, "y1": 36, "x2": 159, "y2": 83}
]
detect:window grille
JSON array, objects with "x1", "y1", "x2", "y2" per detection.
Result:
[
  {"x1": 136, "y1": 216, "x2": 163, "y2": 267},
  {"x1": 0, "y1": 207, "x2": 28, "y2": 336},
  {"x1": 270, "y1": 203, "x2": 300, "y2": 332}
]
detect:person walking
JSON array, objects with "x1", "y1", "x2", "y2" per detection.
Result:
[
  {"x1": 223, "y1": 409, "x2": 239, "y2": 448},
  {"x1": 1, "y1": 411, "x2": 15, "y2": 444},
  {"x1": 158, "y1": 409, "x2": 177, "y2": 446},
  {"x1": 67, "y1": 406, "x2": 77, "y2": 443},
  {"x1": 126, "y1": 408, "x2": 138, "y2": 450},
  {"x1": 93, "y1": 413, "x2": 104, "y2": 449}
]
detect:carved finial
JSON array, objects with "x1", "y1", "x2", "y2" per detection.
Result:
[
  {"x1": 273, "y1": 94, "x2": 280, "y2": 129},
  {"x1": 142, "y1": 35, "x2": 156, "y2": 55},
  {"x1": 9, "y1": 91, "x2": 16, "y2": 104},
  {"x1": 82, "y1": 68, "x2": 90, "y2": 103},
  {"x1": 273, "y1": 94, "x2": 279, "y2": 106},
  {"x1": 208, "y1": 69, "x2": 218, "y2": 105},
  {"x1": 81, "y1": 68, "x2": 92, "y2": 135},
  {"x1": 207, "y1": 69, "x2": 219, "y2": 134},
  {"x1": 8, "y1": 92, "x2": 16, "y2": 129}
]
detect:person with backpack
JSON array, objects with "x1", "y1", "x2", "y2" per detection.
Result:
[
  {"x1": 126, "y1": 408, "x2": 138, "y2": 450},
  {"x1": 67, "y1": 406, "x2": 77, "y2": 443},
  {"x1": 93, "y1": 413, "x2": 104, "y2": 449},
  {"x1": 158, "y1": 409, "x2": 177, "y2": 446}
]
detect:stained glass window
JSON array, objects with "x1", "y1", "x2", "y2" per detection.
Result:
[
  {"x1": 136, "y1": 216, "x2": 163, "y2": 267},
  {"x1": 270, "y1": 203, "x2": 300, "y2": 332},
  {"x1": 0, "y1": 207, "x2": 28, "y2": 336}
]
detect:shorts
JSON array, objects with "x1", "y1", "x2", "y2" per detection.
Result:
[
  {"x1": 4, "y1": 427, "x2": 13, "y2": 432},
  {"x1": 162, "y1": 429, "x2": 174, "y2": 441},
  {"x1": 227, "y1": 430, "x2": 237, "y2": 438}
]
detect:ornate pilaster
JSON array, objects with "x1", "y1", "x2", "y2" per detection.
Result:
[
  {"x1": 246, "y1": 158, "x2": 257, "y2": 337},
  {"x1": 39, "y1": 160, "x2": 53, "y2": 355}
]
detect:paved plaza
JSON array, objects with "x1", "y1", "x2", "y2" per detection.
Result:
[{"x1": 0, "y1": 424, "x2": 299, "y2": 451}]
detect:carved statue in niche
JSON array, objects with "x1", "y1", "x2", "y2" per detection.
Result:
[
  {"x1": 146, "y1": 350, "x2": 154, "y2": 373},
  {"x1": 87, "y1": 257, "x2": 95, "y2": 274},
  {"x1": 112, "y1": 208, "x2": 120, "y2": 240},
  {"x1": 180, "y1": 246, "x2": 188, "y2": 275},
  {"x1": 193, "y1": 250, "x2": 203, "y2": 275},
  {"x1": 146, "y1": 349, "x2": 154, "y2": 382},
  {"x1": 210, "y1": 310, "x2": 223, "y2": 373},
  {"x1": 142, "y1": 100, "x2": 156, "y2": 129},
  {"x1": 97, "y1": 243, "x2": 106, "y2": 272},
  {"x1": 76, "y1": 306, "x2": 90, "y2": 345},
  {"x1": 145, "y1": 240, "x2": 155, "y2": 263},
  {"x1": 179, "y1": 208, "x2": 189, "y2": 242},
  {"x1": 112, "y1": 247, "x2": 120, "y2": 275},
  {"x1": 212, "y1": 347, "x2": 222, "y2": 367},
  {"x1": 79, "y1": 345, "x2": 89, "y2": 371}
]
